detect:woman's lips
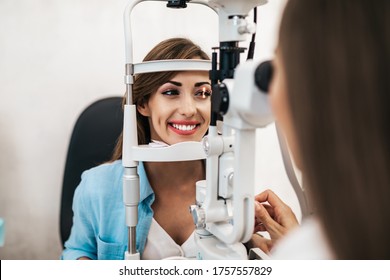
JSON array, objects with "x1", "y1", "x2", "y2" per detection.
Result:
[{"x1": 168, "y1": 121, "x2": 200, "y2": 135}]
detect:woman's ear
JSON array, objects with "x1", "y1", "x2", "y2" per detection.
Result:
[{"x1": 137, "y1": 102, "x2": 151, "y2": 117}]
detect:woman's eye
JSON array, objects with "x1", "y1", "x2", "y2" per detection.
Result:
[
  {"x1": 195, "y1": 89, "x2": 212, "y2": 99},
  {"x1": 161, "y1": 89, "x2": 179, "y2": 96}
]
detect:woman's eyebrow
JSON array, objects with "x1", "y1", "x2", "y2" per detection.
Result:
[
  {"x1": 194, "y1": 82, "x2": 211, "y2": 87},
  {"x1": 167, "y1": 81, "x2": 182, "y2": 86},
  {"x1": 166, "y1": 81, "x2": 211, "y2": 87}
]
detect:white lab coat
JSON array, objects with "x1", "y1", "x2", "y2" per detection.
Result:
[{"x1": 270, "y1": 217, "x2": 335, "y2": 259}]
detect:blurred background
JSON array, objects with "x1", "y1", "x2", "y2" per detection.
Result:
[{"x1": 0, "y1": 0, "x2": 295, "y2": 259}]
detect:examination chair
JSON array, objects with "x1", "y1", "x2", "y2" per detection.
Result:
[{"x1": 60, "y1": 96, "x2": 123, "y2": 247}]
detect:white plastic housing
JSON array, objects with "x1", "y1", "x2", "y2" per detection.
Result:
[{"x1": 132, "y1": 141, "x2": 207, "y2": 162}]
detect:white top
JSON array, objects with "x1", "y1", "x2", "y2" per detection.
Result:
[
  {"x1": 141, "y1": 218, "x2": 196, "y2": 260},
  {"x1": 270, "y1": 217, "x2": 335, "y2": 259}
]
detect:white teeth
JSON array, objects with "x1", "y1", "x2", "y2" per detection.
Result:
[{"x1": 171, "y1": 123, "x2": 197, "y2": 131}]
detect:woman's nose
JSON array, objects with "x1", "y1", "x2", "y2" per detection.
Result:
[{"x1": 178, "y1": 94, "x2": 197, "y2": 117}]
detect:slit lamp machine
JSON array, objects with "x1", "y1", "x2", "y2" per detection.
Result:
[{"x1": 121, "y1": 0, "x2": 311, "y2": 260}]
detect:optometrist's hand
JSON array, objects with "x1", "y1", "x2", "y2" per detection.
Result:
[
  {"x1": 245, "y1": 232, "x2": 275, "y2": 254},
  {"x1": 251, "y1": 189, "x2": 299, "y2": 253}
]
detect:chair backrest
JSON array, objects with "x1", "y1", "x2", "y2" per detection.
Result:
[{"x1": 60, "y1": 96, "x2": 123, "y2": 247}]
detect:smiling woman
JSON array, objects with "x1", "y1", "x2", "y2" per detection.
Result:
[
  {"x1": 61, "y1": 38, "x2": 211, "y2": 260},
  {"x1": 139, "y1": 71, "x2": 211, "y2": 144}
]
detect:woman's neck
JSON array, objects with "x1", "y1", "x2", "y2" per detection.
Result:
[
  {"x1": 144, "y1": 160, "x2": 205, "y2": 193},
  {"x1": 145, "y1": 160, "x2": 205, "y2": 245}
]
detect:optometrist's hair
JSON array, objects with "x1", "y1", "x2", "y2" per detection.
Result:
[
  {"x1": 279, "y1": 0, "x2": 390, "y2": 259},
  {"x1": 111, "y1": 37, "x2": 210, "y2": 161}
]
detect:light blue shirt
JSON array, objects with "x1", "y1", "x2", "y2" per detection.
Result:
[
  {"x1": 61, "y1": 160, "x2": 154, "y2": 260},
  {"x1": 0, "y1": 218, "x2": 4, "y2": 247}
]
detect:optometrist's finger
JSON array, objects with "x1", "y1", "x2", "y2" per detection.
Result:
[{"x1": 255, "y1": 189, "x2": 289, "y2": 209}]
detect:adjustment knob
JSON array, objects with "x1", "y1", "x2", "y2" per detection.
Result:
[{"x1": 190, "y1": 205, "x2": 206, "y2": 229}]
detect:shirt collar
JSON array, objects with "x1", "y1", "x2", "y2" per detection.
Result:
[{"x1": 138, "y1": 161, "x2": 154, "y2": 202}]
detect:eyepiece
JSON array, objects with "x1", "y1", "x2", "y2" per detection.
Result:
[{"x1": 255, "y1": 60, "x2": 273, "y2": 93}]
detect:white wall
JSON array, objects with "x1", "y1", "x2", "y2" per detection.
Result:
[{"x1": 0, "y1": 0, "x2": 294, "y2": 260}]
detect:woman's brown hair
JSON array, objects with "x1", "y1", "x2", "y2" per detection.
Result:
[
  {"x1": 111, "y1": 37, "x2": 210, "y2": 161},
  {"x1": 279, "y1": 0, "x2": 390, "y2": 259}
]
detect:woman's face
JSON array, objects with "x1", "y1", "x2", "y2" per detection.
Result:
[
  {"x1": 138, "y1": 71, "x2": 211, "y2": 145},
  {"x1": 269, "y1": 49, "x2": 302, "y2": 169}
]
